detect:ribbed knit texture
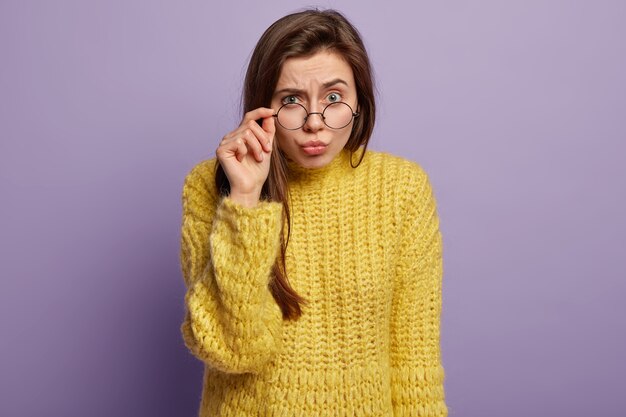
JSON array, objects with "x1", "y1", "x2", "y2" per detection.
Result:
[{"x1": 179, "y1": 148, "x2": 447, "y2": 416}]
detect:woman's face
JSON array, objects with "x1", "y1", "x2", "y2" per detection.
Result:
[{"x1": 271, "y1": 50, "x2": 357, "y2": 169}]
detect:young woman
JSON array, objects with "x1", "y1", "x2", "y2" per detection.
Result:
[{"x1": 179, "y1": 9, "x2": 448, "y2": 416}]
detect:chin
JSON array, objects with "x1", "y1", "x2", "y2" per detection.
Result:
[{"x1": 299, "y1": 154, "x2": 334, "y2": 169}]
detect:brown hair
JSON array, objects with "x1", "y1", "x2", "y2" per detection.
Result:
[{"x1": 215, "y1": 9, "x2": 376, "y2": 320}]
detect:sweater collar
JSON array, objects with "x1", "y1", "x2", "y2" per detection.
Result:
[{"x1": 285, "y1": 148, "x2": 356, "y2": 185}]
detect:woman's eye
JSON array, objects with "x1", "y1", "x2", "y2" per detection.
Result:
[
  {"x1": 327, "y1": 92, "x2": 342, "y2": 103},
  {"x1": 282, "y1": 95, "x2": 299, "y2": 104}
]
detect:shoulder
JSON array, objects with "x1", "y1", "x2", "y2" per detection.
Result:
[
  {"x1": 184, "y1": 158, "x2": 218, "y2": 184},
  {"x1": 183, "y1": 158, "x2": 218, "y2": 194},
  {"x1": 181, "y1": 158, "x2": 220, "y2": 219},
  {"x1": 360, "y1": 149, "x2": 432, "y2": 194}
]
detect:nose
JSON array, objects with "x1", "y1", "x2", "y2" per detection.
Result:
[{"x1": 303, "y1": 107, "x2": 325, "y2": 132}]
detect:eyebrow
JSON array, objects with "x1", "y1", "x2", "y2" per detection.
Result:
[{"x1": 274, "y1": 78, "x2": 349, "y2": 96}]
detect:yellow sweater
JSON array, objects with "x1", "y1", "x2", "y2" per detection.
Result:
[{"x1": 179, "y1": 148, "x2": 447, "y2": 416}]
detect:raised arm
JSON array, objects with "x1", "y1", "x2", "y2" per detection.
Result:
[
  {"x1": 179, "y1": 162, "x2": 284, "y2": 374},
  {"x1": 390, "y1": 164, "x2": 448, "y2": 416}
]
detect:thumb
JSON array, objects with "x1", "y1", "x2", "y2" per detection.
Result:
[{"x1": 262, "y1": 113, "x2": 276, "y2": 136}]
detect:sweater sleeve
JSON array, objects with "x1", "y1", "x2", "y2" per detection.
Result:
[
  {"x1": 178, "y1": 162, "x2": 284, "y2": 374},
  {"x1": 390, "y1": 164, "x2": 448, "y2": 417}
]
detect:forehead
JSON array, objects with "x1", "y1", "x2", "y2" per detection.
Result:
[{"x1": 276, "y1": 51, "x2": 354, "y2": 88}]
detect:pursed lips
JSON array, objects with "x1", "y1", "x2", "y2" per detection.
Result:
[{"x1": 301, "y1": 140, "x2": 327, "y2": 147}]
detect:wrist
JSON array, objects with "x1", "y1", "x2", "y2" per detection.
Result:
[{"x1": 229, "y1": 189, "x2": 262, "y2": 208}]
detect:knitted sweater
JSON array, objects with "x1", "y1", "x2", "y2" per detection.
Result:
[{"x1": 179, "y1": 148, "x2": 447, "y2": 416}]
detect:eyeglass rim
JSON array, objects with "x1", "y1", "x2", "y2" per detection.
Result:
[{"x1": 272, "y1": 101, "x2": 360, "y2": 130}]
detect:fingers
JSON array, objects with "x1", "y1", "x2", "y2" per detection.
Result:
[
  {"x1": 243, "y1": 119, "x2": 273, "y2": 153},
  {"x1": 261, "y1": 114, "x2": 276, "y2": 138},
  {"x1": 232, "y1": 137, "x2": 247, "y2": 162},
  {"x1": 240, "y1": 125, "x2": 265, "y2": 162},
  {"x1": 242, "y1": 107, "x2": 275, "y2": 125},
  {"x1": 217, "y1": 107, "x2": 276, "y2": 165},
  {"x1": 218, "y1": 131, "x2": 258, "y2": 163},
  {"x1": 242, "y1": 108, "x2": 275, "y2": 150},
  {"x1": 218, "y1": 121, "x2": 272, "y2": 163}
]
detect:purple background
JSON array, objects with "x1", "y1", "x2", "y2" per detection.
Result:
[{"x1": 1, "y1": 1, "x2": 625, "y2": 416}]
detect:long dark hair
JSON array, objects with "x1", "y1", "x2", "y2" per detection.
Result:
[{"x1": 215, "y1": 9, "x2": 376, "y2": 320}]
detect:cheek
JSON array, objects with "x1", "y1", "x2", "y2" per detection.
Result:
[{"x1": 336, "y1": 129, "x2": 352, "y2": 145}]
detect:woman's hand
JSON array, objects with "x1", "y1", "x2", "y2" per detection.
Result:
[{"x1": 216, "y1": 108, "x2": 275, "y2": 207}]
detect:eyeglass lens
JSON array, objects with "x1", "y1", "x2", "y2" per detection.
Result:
[{"x1": 275, "y1": 102, "x2": 354, "y2": 130}]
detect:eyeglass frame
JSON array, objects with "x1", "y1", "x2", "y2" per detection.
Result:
[{"x1": 272, "y1": 101, "x2": 360, "y2": 130}]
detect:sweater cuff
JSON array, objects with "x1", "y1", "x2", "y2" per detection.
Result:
[
  {"x1": 391, "y1": 364, "x2": 447, "y2": 417},
  {"x1": 219, "y1": 196, "x2": 283, "y2": 221}
]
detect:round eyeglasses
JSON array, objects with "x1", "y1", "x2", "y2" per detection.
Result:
[{"x1": 272, "y1": 102, "x2": 359, "y2": 130}]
